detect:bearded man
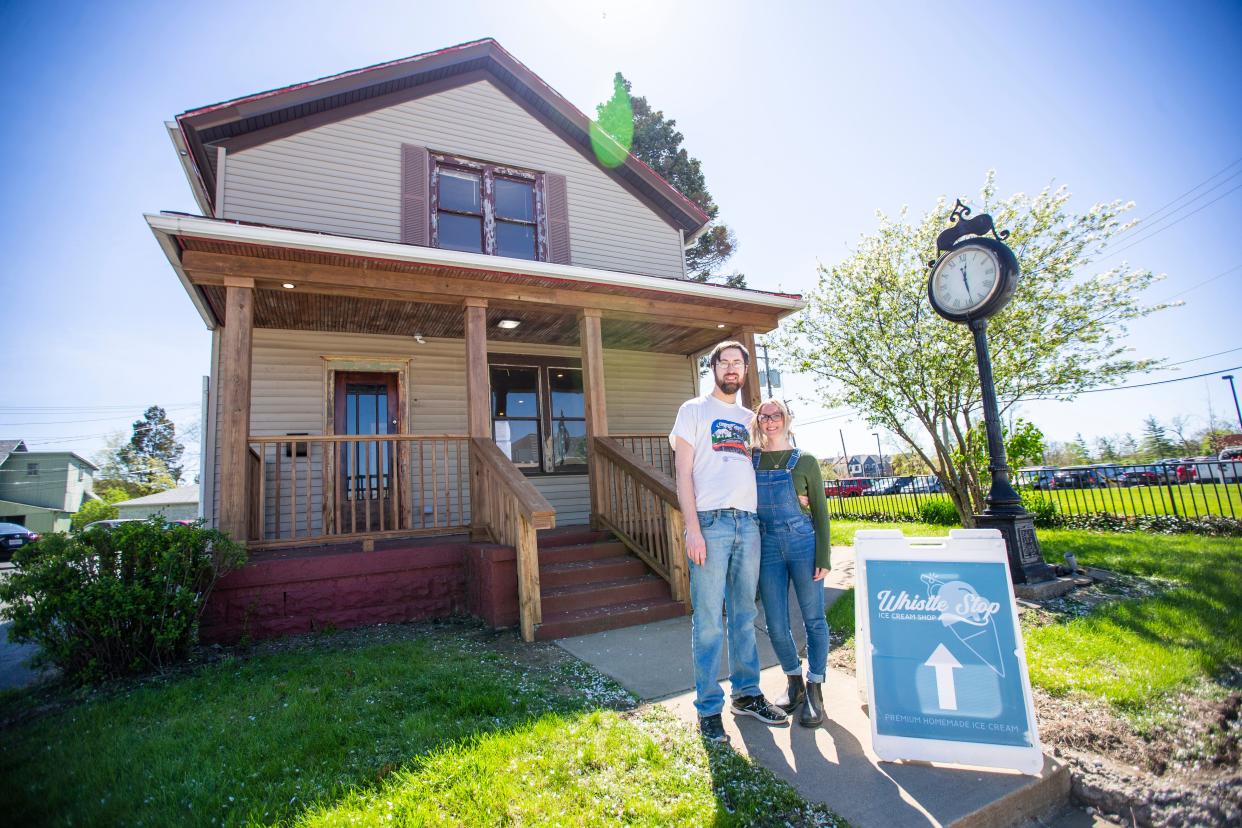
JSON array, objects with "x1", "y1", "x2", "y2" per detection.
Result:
[{"x1": 669, "y1": 340, "x2": 789, "y2": 744}]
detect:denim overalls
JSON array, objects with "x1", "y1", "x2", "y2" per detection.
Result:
[{"x1": 753, "y1": 448, "x2": 829, "y2": 683}]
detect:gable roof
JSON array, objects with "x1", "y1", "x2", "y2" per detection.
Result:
[
  {"x1": 114, "y1": 484, "x2": 200, "y2": 508},
  {"x1": 0, "y1": 440, "x2": 27, "y2": 466},
  {"x1": 174, "y1": 38, "x2": 711, "y2": 237}
]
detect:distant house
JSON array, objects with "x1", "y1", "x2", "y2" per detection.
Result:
[
  {"x1": 829, "y1": 453, "x2": 889, "y2": 478},
  {"x1": 114, "y1": 485, "x2": 201, "y2": 522},
  {"x1": 0, "y1": 440, "x2": 99, "y2": 533}
]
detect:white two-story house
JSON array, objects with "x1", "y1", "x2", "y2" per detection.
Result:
[{"x1": 148, "y1": 38, "x2": 802, "y2": 643}]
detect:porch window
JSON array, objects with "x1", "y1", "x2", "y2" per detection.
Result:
[
  {"x1": 431, "y1": 154, "x2": 542, "y2": 261},
  {"x1": 490, "y1": 362, "x2": 586, "y2": 474}
]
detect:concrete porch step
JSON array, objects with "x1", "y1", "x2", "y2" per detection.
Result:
[
  {"x1": 541, "y1": 574, "x2": 670, "y2": 615},
  {"x1": 539, "y1": 555, "x2": 648, "y2": 588},
  {"x1": 535, "y1": 597, "x2": 687, "y2": 641}
]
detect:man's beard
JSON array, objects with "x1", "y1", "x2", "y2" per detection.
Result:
[{"x1": 715, "y1": 376, "x2": 741, "y2": 394}]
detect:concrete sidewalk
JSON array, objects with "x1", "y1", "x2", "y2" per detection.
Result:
[{"x1": 556, "y1": 547, "x2": 1074, "y2": 828}]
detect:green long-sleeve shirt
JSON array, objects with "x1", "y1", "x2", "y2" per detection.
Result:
[{"x1": 756, "y1": 450, "x2": 832, "y2": 571}]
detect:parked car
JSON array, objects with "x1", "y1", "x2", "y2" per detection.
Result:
[
  {"x1": 1120, "y1": 469, "x2": 1160, "y2": 487},
  {"x1": 80, "y1": 519, "x2": 142, "y2": 532},
  {"x1": 1051, "y1": 466, "x2": 1108, "y2": 489},
  {"x1": 1221, "y1": 448, "x2": 1242, "y2": 483},
  {"x1": 869, "y1": 476, "x2": 913, "y2": 496},
  {"x1": 1017, "y1": 467, "x2": 1057, "y2": 490},
  {"x1": 0, "y1": 522, "x2": 40, "y2": 560},
  {"x1": 825, "y1": 478, "x2": 872, "y2": 497},
  {"x1": 898, "y1": 475, "x2": 943, "y2": 494}
]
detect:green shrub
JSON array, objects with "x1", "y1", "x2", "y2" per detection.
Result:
[
  {"x1": 918, "y1": 498, "x2": 960, "y2": 526},
  {"x1": 1050, "y1": 512, "x2": 1242, "y2": 537},
  {"x1": 1020, "y1": 490, "x2": 1057, "y2": 527},
  {"x1": 0, "y1": 518, "x2": 245, "y2": 682}
]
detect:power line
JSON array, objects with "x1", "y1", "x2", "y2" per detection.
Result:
[
  {"x1": 0, "y1": 412, "x2": 201, "y2": 427},
  {"x1": 1155, "y1": 263, "x2": 1242, "y2": 303},
  {"x1": 1026, "y1": 364, "x2": 1242, "y2": 397},
  {"x1": 1159, "y1": 346, "x2": 1242, "y2": 368},
  {"x1": 1131, "y1": 157, "x2": 1242, "y2": 226},
  {"x1": 1100, "y1": 178, "x2": 1242, "y2": 260},
  {"x1": 0, "y1": 403, "x2": 198, "y2": 413}
]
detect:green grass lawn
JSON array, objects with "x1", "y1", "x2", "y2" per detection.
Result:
[
  {"x1": 827, "y1": 521, "x2": 1242, "y2": 714},
  {"x1": 0, "y1": 621, "x2": 843, "y2": 827},
  {"x1": 825, "y1": 484, "x2": 1242, "y2": 520}
]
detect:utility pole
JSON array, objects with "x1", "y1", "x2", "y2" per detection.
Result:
[
  {"x1": 839, "y1": 429, "x2": 849, "y2": 478},
  {"x1": 762, "y1": 343, "x2": 774, "y2": 399},
  {"x1": 1224, "y1": 375, "x2": 1242, "y2": 431},
  {"x1": 873, "y1": 432, "x2": 884, "y2": 476}
]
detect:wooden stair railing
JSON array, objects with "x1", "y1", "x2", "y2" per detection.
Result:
[
  {"x1": 593, "y1": 437, "x2": 690, "y2": 608},
  {"x1": 471, "y1": 437, "x2": 556, "y2": 642}
]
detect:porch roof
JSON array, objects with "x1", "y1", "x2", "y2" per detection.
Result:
[{"x1": 147, "y1": 213, "x2": 805, "y2": 355}]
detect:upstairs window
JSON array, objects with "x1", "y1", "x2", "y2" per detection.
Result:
[
  {"x1": 431, "y1": 155, "x2": 543, "y2": 261},
  {"x1": 26, "y1": 462, "x2": 38, "y2": 476}
]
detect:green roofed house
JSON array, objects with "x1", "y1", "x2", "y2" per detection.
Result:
[
  {"x1": 0, "y1": 440, "x2": 99, "y2": 533},
  {"x1": 113, "y1": 485, "x2": 201, "y2": 523}
]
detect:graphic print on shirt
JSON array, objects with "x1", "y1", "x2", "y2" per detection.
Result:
[{"x1": 711, "y1": 419, "x2": 750, "y2": 458}]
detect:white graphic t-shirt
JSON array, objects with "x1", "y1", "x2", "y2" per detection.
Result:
[{"x1": 669, "y1": 393, "x2": 757, "y2": 513}]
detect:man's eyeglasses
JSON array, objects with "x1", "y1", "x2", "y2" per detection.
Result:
[
  {"x1": 757, "y1": 412, "x2": 784, "y2": 423},
  {"x1": 717, "y1": 360, "x2": 746, "y2": 371}
]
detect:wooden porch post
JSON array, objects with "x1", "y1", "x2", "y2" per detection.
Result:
[
  {"x1": 578, "y1": 309, "x2": 609, "y2": 529},
  {"x1": 218, "y1": 277, "x2": 254, "y2": 542},
  {"x1": 464, "y1": 298, "x2": 490, "y2": 540},
  {"x1": 736, "y1": 328, "x2": 761, "y2": 410}
]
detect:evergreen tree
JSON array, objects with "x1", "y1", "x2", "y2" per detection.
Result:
[
  {"x1": 1072, "y1": 433, "x2": 1092, "y2": 464},
  {"x1": 595, "y1": 74, "x2": 744, "y2": 287},
  {"x1": 1140, "y1": 416, "x2": 1177, "y2": 460}
]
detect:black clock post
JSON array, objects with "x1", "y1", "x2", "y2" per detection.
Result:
[{"x1": 927, "y1": 201, "x2": 1056, "y2": 585}]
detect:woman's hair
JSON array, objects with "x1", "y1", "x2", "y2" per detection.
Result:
[{"x1": 752, "y1": 397, "x2": 794, "y2": 450}]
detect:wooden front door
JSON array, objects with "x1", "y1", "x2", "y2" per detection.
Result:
[{"x1": 333, "y1": 371, "x2": 400, "y2": 533}]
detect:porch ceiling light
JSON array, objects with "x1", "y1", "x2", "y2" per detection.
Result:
[
  {"x1": 497, "y1": 319, "x2": 521, "y2": 329},
  {"x1": 716, "y1": 323, "x2": 725, "y2": 328},
  {"x1": 282, "y1": 283, "x2": 295, "y2": 289}
]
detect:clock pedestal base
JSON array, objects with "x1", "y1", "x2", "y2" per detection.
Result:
[{"x1": 974, "y1": 512, "x2": 1057, "y2": 585}]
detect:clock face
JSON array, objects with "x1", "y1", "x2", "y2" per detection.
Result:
[{"x1": 931, "y1": 245, "x2": 1001, "y2": 314}]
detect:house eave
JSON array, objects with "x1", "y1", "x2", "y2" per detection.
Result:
[{"x1": 145, "y1": 212, "x2": 805, "y2": 317}]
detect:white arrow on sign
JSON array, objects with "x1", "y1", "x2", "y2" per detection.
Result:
[{"x1": 924, "y1": 643, "x2": 963, "y2": 711}]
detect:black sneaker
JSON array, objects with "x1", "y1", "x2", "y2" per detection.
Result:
[
  {"x1": 731, "y1": 694, "x2": 790, "y2": 726},
  {"x1": 699, "y1": 713, "x2": 729, "y2": 743}
]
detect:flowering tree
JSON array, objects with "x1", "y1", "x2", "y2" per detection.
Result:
[{"x1": 774, "y1": 174, "x2": 1166, "y2": 524}]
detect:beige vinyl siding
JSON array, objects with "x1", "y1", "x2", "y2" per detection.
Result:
[
  {"x1": 223, "y1": 79, "x2": 685, "y2": 279},
  {"x1": 210, "y1": 330, "x2": 694, "y2": 534}
]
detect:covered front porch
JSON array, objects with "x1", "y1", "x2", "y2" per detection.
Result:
[{"x1": 150, "y1": 214, "x2": 800, "y2": 640}]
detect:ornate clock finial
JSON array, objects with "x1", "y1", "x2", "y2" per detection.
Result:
[{"x1": 928, "y1": 199, "x2": 1011, "y2": 267}]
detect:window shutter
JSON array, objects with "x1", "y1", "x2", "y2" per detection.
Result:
[
  {"x1": 544, "y1": 173, "x2": 571, "y2": 264},
  {"x1": 400, "y1": 144, "x2": 430, "y2": 246}
]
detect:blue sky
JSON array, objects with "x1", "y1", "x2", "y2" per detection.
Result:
[{"x1": 2, "y1": 0, "x2": 1240, "y2": 478}]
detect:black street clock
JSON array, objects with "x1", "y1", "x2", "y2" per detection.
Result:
[
  {"x1": 926, "y1": 200, "x2": 1055, "y2": 586},
  {"x1": 927, "y1": 202, "x2": 1019, "y2": 322}
]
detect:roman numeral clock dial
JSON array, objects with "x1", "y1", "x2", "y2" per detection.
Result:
[{"x1": 927, "y1": 239, "x2": 1016, "y2": 323}]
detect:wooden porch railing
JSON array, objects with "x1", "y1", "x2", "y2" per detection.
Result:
[
  {"x1": 593, "y1": 436, "x2": 689, "y2": 607},
  {"x1": 611, "y1": 433, "x2": 674, "y2": 477},
  {"x1": 247, "y1": 435, "x2": 471, "y2": 548},
  {"x1": 471, "y1": 437, "x2": 556, "y2": 641}
]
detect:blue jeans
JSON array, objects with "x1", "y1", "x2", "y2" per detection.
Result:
[
  {"x1": 757, "y1": 519, "x2": 829, "y2": 683},
  {"x1": 690, "y1": 508, "x2": 762, "y2": 717}
]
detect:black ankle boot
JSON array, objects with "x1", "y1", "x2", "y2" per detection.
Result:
[
  {"x1": 800, "y1": 681, "x2": 824, "y2": 727},
  {"x1": 776, "y1": 674, "x2": 805, "y2": 714}
]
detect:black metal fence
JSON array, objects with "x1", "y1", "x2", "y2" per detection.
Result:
[{"x1": 823, "y1": 460, "x2": 1242, "y2": 523}]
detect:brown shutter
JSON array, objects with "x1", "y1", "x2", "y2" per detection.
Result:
[
  {"x1": 544, "y1": 172, "x2": 571, "y2": 264},
  {"x1": 400, "y1": 144, "x2": 430, "y2": 246}
]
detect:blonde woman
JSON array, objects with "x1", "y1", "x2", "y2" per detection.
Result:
[{"x1": 751, "y1": 398, "x2": 832, "y2": 727}]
